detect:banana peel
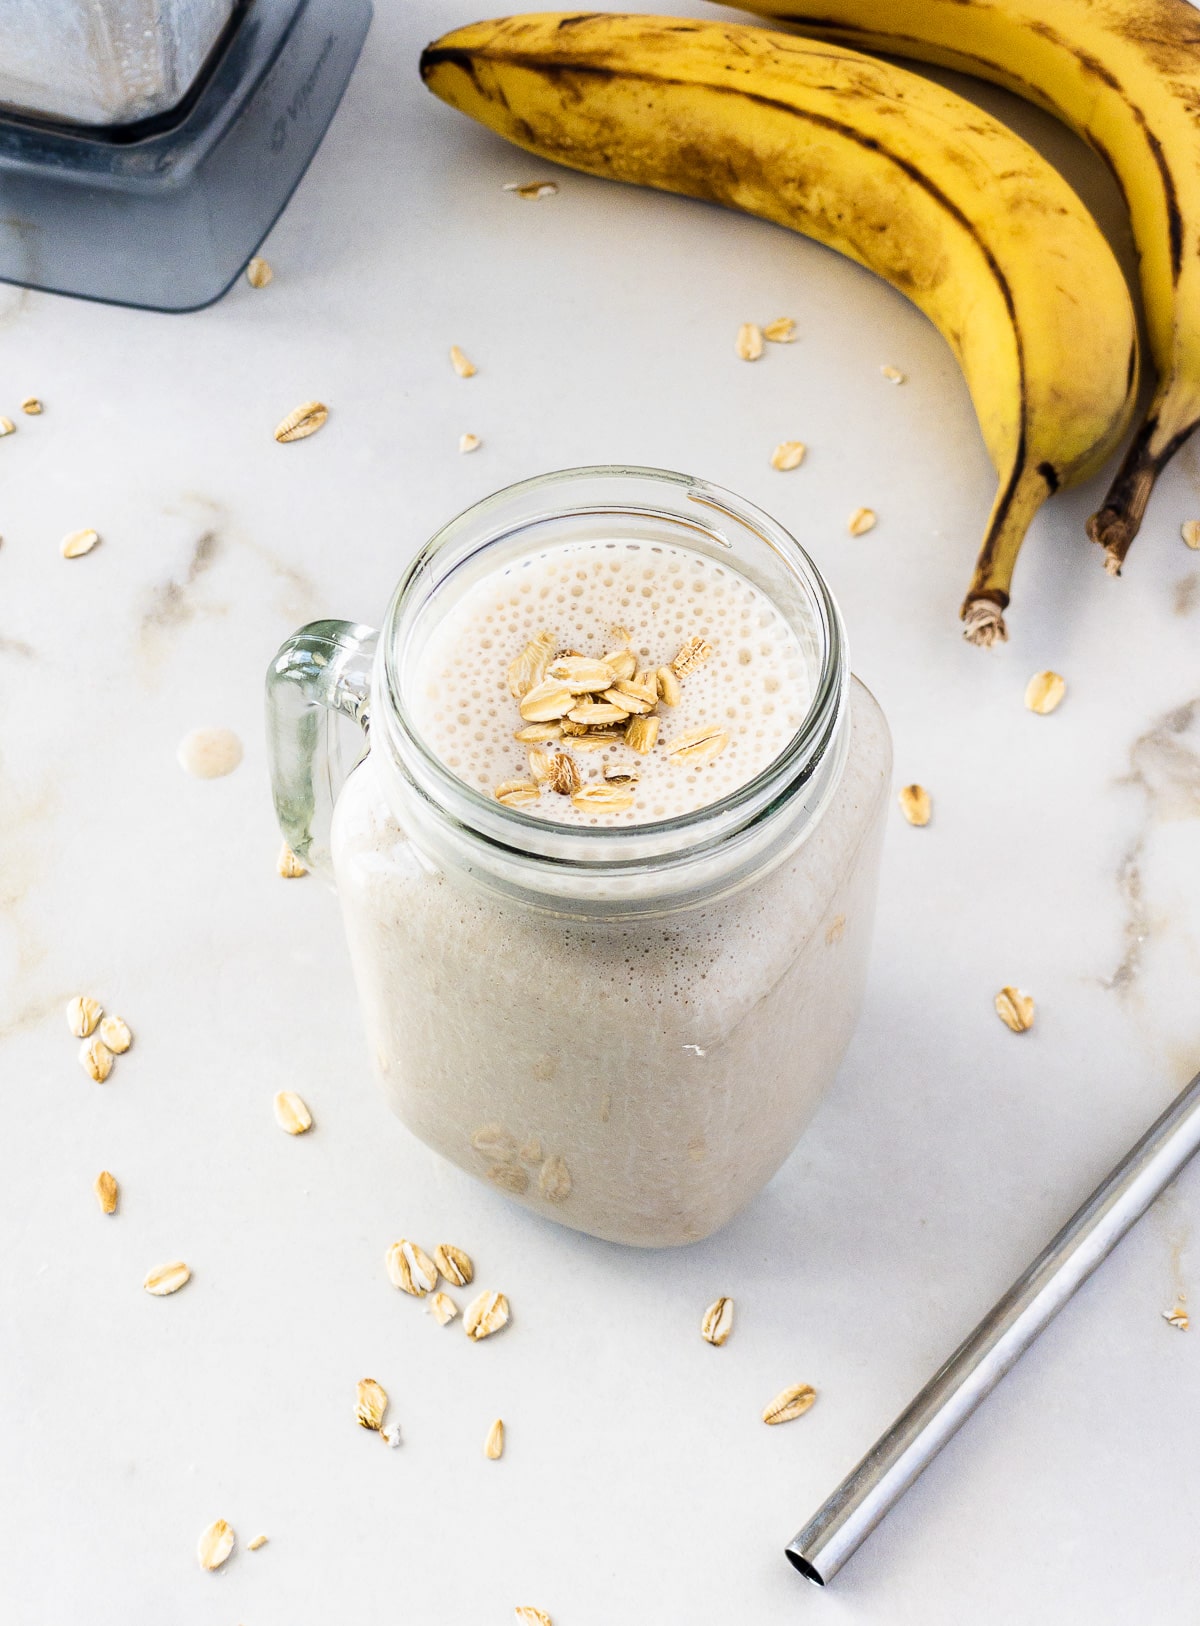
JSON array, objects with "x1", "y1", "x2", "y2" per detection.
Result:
[{"x1": 422, "y1": 14, "x2": 1139, "y2": 641}]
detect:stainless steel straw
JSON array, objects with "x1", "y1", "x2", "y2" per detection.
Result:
[{"x1": 786, "y1": 1066, "x2": 1200, "y2": 1587}]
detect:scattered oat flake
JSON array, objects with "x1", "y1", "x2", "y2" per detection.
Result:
[
  {"x1": 898, "y1": 784, "x2": 931, "y2": 826},
  {"x1": 472, "y1": 1124, "x2": 517, "y2": 1161},
  {"x1": 356, "y1": 1377, "x2": 388, "y2": 1430},
  {"x1": 485, "y1": 1417, "x2": 505, "y2": 1459},
  {"x1": 434, "y1": 1244, "x2": 474, "y2": 1287},
  {"x1": 539, "y1": 1155, "x2": 572, "y2": 1203},
  {"x1": 549, "y1": 655, "x2": 617, "y2": 691},
  {"x1": 273, "y1": 1089, "x2": 313, "y2": 1135},
  {"x1": 515, "y1": 1609, "x2": 552, "y2": 1625},
  {"x1": 80, "y1": 1037, "x2": 113, "y2": 1083},
  {"x1": 459, "y1": 432, "x2": 482, "y2": 453},
  {"x1": 504, "y1": 180, "x2": 558, "y2": 199},
  {"x1": 495, "y1": 778, "x2": 540, "y2": 808},
  {"x1": 508, "y1": 630, "x2": 556, "y2": 700},
  {"x1": 98, "y1": 1015, "x2": 131, "y2": 1053},
  {"x1": 1025, "y1": 670, "x2": 1065, "y2": 715},
  {"x1": 672, "y1": 636, "x2": 713, "y2": 677},
  {"x1": 655, "y1": 665, "x2": 682, "y2": 707},
  {"x1": 67, "y1": 995, "x2": 102, "y2": 1038},
  {"x1": 247, "y1": 1534, "x2": 268, "y2": 1551},
  {"x1": 736, "y1": 322, "x2": 764, "y2": 361},
  {"x1": 1181, "y1": 520, "x2": 1200, "y2": 550},
  {"x1": 274, "y1": 401, "x2": 327, "y2": 443},
  {"x1": 881, "y1": 364, "x2": 905, "y2": 383},
  {"x1": 197, "y1": 1519, "x2": 235, "y2": 1572},
  {"x1": 528, "y1": 747, "x2": 557, "y2": 784},
  {"x1": 548, "y1": 753, "x2": 581, "y2": 796},
  {"x1": 994, "y1": 986, "x2": 1035, "y2": 1033},
  {"x1": 487, "y1": 1161, "x2": 530, "y2": 1194},
  {"x1": 60, "y1": 528, "x2": 99, "y2": 558},
  {"x1": 625, "y1": 713, "x2": 659, "y2": 755},
  {"x1": 386, "y1": 1239, "x2": 439, "y2": 1296},
  {"x1": 246, "y1": 256, "x2": 273, "y2": 288},
  {"x1": 667, "y1": 724, "x2": 729, "y2": 767},
  {"x1": 21, "y1": 397, "x2": 42, "y2": 415},
  {"x1": 1164, "y1": 1305, "x2": 1190, "y2": 1330},
  {"x1": 450, "y1": 345, "x2": 477, "y2": 378},
  {"x1": 277, "y1": 843, "x2": 307, "y2": 878},
  {"x1": 770, "y1": 440, "x2": 806, "y2": 472},
  {"x1": 701, "y1": 1297, "x2": 734, "y2": 1346},
  {"x1": 428, "y1": 1290, "x2": 459, "y2": 1326},
  {"x1": 567, "y1": 699, "x2": 626, "y2": 727},
  {"x1": 464, "y1": 1289, "x2": 510, "y2": 1341},
  {"x1": 177, "y1": 726, "x2": 243, "y2": 779},
  {"x1": 848, "y1": 507, "x2": 877, "y2": 536},
  {"x1": 144, "y1": 1260, "x2": 190, "y2": 1296},
  {"x1": 763, "y1": 317, "x2": 796, "y2": 343},
  {"x1": 572, "y1": 783, "x2": 635, "y2": 814},
  {"x1": 519, "y1": 680, "x2": 574, "y2": 722},
  {"x1": 94, "y1": 1170, "x2": 118, "y2": 1214},
  {"x1": 762, "y1": 1383, "x2": 817, "y2": 1425},
  {"x1": 0, "y1": 417, "x2": 14, "y2": 436}
]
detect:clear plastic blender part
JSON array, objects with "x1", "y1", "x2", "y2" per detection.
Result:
[
  {"x1": 0, "y1": 0, "x2": 372, "y2": 312},
  {"x1": 0, "y1": 0, "x2": 236, "y2": 127}
]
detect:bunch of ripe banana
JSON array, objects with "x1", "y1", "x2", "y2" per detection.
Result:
[
  {"x1": 421, "y1": 8, "x2": 1195, "y2": 642},
  {"x1": 721, "y1": 0, "x2": 1200, "y2": 582}
]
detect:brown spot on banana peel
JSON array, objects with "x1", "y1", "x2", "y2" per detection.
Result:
[{"x1": 1111, "y1": 5, "x2": 1200, "y2": 82}]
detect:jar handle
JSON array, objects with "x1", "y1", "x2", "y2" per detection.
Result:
[{"x1": 266, "y1": 619, "x2": 378, "y2": 877}]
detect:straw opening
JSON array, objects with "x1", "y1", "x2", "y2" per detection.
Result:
[{"x1": 785, "y1": 1549, "x2": 826, "y2": 1588}]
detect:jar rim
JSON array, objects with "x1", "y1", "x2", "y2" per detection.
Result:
[{"x1": 375, "y1": 464, "x2": 847, "y2": 878}]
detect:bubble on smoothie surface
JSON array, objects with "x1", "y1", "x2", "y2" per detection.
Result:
[
  {"x1": 407, "y1": 540, "x2": 810, "y2": 826},
  {"x1": 177, "y1": 726, "x2": 243, "y2": 779}
]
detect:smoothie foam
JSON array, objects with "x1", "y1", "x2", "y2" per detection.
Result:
[{"x1": 406, "y1": 540, "x2": 811, "y2": 824}]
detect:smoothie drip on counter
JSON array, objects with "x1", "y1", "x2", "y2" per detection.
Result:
[{"x1": 407, "y1": 540, "x2": 811, "y2": 824}]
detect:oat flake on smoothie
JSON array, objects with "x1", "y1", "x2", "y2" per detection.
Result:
[{"x1": 410, "y1": 540, "x2": 809, "y2": 828}]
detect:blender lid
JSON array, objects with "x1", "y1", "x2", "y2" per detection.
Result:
[{"x1": 0, "y1": 0, "x2": 372, "y2": 312}]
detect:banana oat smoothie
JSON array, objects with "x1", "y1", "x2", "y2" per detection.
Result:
[
  {"x1": 305, "y1": 469, "x2": 892, "y2": 1246},
  {"x1": 412, "y1": 539, "x2": 811, "y2": 824}
]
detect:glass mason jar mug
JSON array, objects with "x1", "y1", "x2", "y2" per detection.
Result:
[{"x1": 267, "y1": 467, "x2": 891, "y2": 1247}]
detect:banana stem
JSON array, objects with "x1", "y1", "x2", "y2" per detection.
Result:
[
  {"x1": 1087, "y1": 410, "x2": 1200, "y2": 575},
  {"x1": 959, "y1": 461, "x2": 1056, "y2": 647},
  {"x1": 961, "y1": 596, "x2": 1008, "y2": 647}
]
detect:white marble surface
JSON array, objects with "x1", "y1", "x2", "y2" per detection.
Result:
[{"x1": 3, "y1": 3, "x2": 1200, "y2": 1620}]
